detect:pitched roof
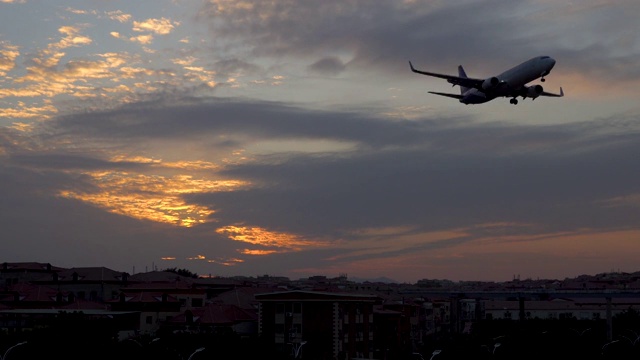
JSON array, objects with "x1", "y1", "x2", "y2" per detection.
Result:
[
  {"x1": 128, "y1": 271, "x2": 194, "y2": 284},
  {"x1": 210, "y1": 287, "x2": 276, "y2": 309},
  {"x1": 55, "y1": 267, "x2": 128, "y2": 282},
  {"x1": 122, "y1": 281, "x2": 194, "y2": 291},
  {"x1": 5, "y1": 283, "x2": 62, "y2": 302},
  {"x1": 56, "y1": 299, "x2": 110, "y2": 310},
  {"x1": 169, "y1": 303, "x2": 257, "y2": 325},
  {"x1": 107, "y1": 291, "x2": 180, "y2": 303},
  {"x1": 1, "y1": 262, "x2": 65, "y2": 272}
]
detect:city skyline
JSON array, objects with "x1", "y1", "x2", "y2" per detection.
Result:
[{"x1": 1, "y1": 0, "x2": 639, "y2": 283}]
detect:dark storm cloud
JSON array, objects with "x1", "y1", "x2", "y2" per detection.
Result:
[
  {"x1": 213, "y1": 58, "x2": 262, "y2": 78},
  {"x1": 3, "y1": 91, "x2": 640, "y2": 279},
  {"x1": 47, "y1": 95, "x2": 640, "y2": 241},
  {"x1": 193, "y1": 118, "x2": 640, "y2": 240},
  {"x1": 308, "y1": 57, "x2": 346, "y2": 76},
  {"x1": 50, "y1": 96, "x2": 459, "y2": 148},
  {"x1": 200, "y1": 0, "x2": 640, "y2": 82}
]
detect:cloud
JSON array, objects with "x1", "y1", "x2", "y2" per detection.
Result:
[
  {"x1": 0, "y1": 43, "x2": 19, "y2": 76},
  {"x1": 55, "y1": 26, "x2": 93, "y2": 49},
  {"x1": 307, "y1": 57, "x2": 346, "y2": 76},
  {"x1": 2, "y1": 0, "x2": 640, "y2": 282},
  {"x1": 133, "y1": 17, "x2": 177, "y2": 35},
  {"x1": 3, "y1": 94, "x2": 640, "y2": 280},
  {"x1": 129, "y1": 34, "x2": 154, "y2": 45},
  {"x1": 31, "y1": 96, "x2": 640, "y2": 240},
  {"x1": 198, "y1": 0, "x2": 640, "y2": 93},
  {"x1": 106, "y1": 10, "x2": 132, "y2": 23}
]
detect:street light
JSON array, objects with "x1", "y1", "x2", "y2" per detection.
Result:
[
  {"x1": 187, "y1": 347, "x2": 205, "y2": 360},
  {"x1": 290, "y1": 341, "x2": 307, "y2": 359},
  {"x1": 1, "y1": 341, "x2": 27, "y2": 360},
  {"x1": 601, "y1": 340, "x2": 619, "y2": 356},
  {"x1": 429, "y1": 349, "x2": 441, "y2": 360}
]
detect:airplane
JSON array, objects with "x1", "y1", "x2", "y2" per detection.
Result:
[{"x1": 408, "y1": 56, "x2": 564, "y2": 105}]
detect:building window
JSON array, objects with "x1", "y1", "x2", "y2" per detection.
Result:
[
  {"x1": 276, "y1": 303, "x2": 285, "y2": 314},
  {"x1": 293, "y1": 302, "x2": 302, "y2": 314},
  {"x1": 192, "y1": 298, "x2": 203, "y2": 307},
  {"x1": 146, "y1": 316, "x2": 153, "y2": 324}
]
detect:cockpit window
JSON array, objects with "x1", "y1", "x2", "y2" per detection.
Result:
[{"x1": 540, "y1": 56, "x2": 550, "y2": 59}]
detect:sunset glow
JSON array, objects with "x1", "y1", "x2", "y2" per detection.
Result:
[
  {"x1": 58, "y1": 170, "x2": 247, "y2": 227},
  {"x1": 216, "y1": 225, "x2": 324, "y2": 253}
]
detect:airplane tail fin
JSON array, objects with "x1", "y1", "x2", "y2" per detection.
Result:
[{"x1": 458, "y1": 65, "x2": 470, "y2": 95}]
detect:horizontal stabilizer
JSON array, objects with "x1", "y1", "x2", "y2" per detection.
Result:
[
  {"x1": 541, "y1": 87, "x2": 564, "y2": 97},
  {"x1": 428, "y1": 91, "x2": 464, "y2": 100}
]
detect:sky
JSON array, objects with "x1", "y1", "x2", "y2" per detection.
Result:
[{"x1": 1, "y1": 0, "x2": 639, "y2": 283}]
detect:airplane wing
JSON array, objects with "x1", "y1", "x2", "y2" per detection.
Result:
[
  {"x1": 428, "y1": 91, "x2": 464, "y2": 100},
  {"x1": 539, "y1": 87, "x2": 564, "y2": 97},
  {"x1": 409, "y1": 61, "x2": 483, "y2": 89}
]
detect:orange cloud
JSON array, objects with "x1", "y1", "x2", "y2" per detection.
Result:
[
  {"x1": 0, "y1": 101, "x2": 58, "y2": 120},
  {"x1": 133, "y1": 18, "x2": 177, "y2": 35},
  {"x1": 207, "y1": 257, "x2": 244, "y2": 266},
  {"x1": 216, "y1": 225, "x2": 325, "y2": 252},
  {"x1": 106, "y1": 10, "x2": 132, "y2": 23},
  {"x1": 129, "y1": 35, "x2": 154, "y2": 45},
  {"x1": 58, "y1": 169, "x2": 248, "y2": 227},
  {"x1": 240, "y1": 249, "x2": 279, "y2": 256},
  {"x1": 0, "y1": 43, "x2": 19, "y2": 76}
]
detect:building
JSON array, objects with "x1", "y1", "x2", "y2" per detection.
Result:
[
  {"x1": 256, "y1": 290, "x2": 381, "y2": 360},
  {"x1": 1, "y1": 262, "x2": 64, "y2": 287},
  {"x1": 483, "y1": 297, "x2": 640, "y2": 320},
  {"x1": 32, "y1": 267, "x2": 130, "y2": 302},
  {"x1": 164, "y1": 303, "x2": 258, "y2": 336}
]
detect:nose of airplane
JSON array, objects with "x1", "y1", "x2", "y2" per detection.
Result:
[{"x1": 549, "y1": 58, "x2": 556, "y2": 68}]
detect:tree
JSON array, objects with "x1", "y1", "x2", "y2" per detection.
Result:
[{"x1": 163, "y1": 267, "x2": 199, "y2": 278}]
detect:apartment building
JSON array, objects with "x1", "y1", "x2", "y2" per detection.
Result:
[{"x1": 255, "y1": 290, "x2": 380, "y2": 360}]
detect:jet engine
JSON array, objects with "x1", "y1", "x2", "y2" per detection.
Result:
[
  {"x1": 526, "y1": 84, "x2": 544, "y2": 98},
  {"x1": 481, "y1": 77, "x2": 500, "y2": 90}
]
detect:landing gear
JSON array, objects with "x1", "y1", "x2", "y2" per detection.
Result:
[
  {"x1": 509, "y1": 98, "x2": 518, "y2": 105},
  {"x1": 541, "y1": 77, "x2": 546, "y2": 82}
]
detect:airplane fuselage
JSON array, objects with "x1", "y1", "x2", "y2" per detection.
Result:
[{"x1": 460, "y1": 56, "x2": 556, "y2": 104}]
